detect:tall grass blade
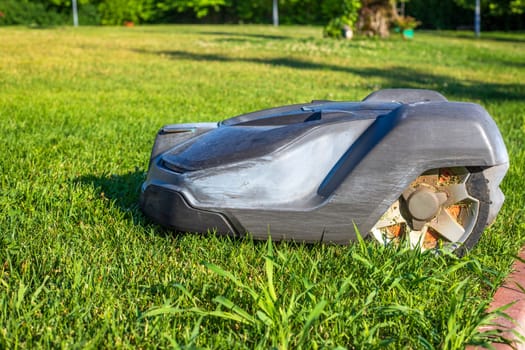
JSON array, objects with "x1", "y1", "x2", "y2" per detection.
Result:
[
  {"x1": 298, "y1": 299, "x2": 327, "y2": 346},
  {"x1": 213, "y1": 295, "x2": 256, "y2": 324},
  {"x1": 353, "y1": 223, "x2": 369, "y2": 256},
  {"x1": 141, "y1": 306, "x2": 186, "y2": 318},
  {"x1": 265, "y1": 237, "x2": 278, "y2": 302},
  {"x1": 15, "y1": 281, "x2": 28, "y2": 310}
]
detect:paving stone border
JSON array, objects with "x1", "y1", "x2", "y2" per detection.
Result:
[{"x1": 468, "y1": 248, "x2": 525, "y2": 350}]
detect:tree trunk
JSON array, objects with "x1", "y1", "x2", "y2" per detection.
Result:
[{"x1": 357, "y1": 0, "x2": 398, "y2": 37}]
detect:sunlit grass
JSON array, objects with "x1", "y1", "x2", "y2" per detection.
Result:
[{"x1": 0, "y1": 25, "x2": 524, "y2": 348}]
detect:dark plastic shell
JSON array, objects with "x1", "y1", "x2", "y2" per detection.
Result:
[{"x1": 141, "y1": 89, "x2": 509, "y2": 244}]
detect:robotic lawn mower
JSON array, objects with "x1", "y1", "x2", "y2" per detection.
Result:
[{"x1": 141, "y1": 89, "x2": 509, "y2": 252}]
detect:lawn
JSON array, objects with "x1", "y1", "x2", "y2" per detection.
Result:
[{"x1": 0, "y1": 25, "x2": 524, "y2": 349}]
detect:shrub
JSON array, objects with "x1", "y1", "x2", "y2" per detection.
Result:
[
  {"x1": 0, "y1": 0, "x2": 68, "y2": 26},
  {"x1": 322, "y1": 0, "x2": 361, "y2": 39},
  {"x1": 78, "y1": 3, "x2": 101, "y2": 25},
  {"x1": 393, "y1": 15, "x2": 421, "y2": 30},
  {"x1": 98, "y1": 0, "x2": 155, "y2": 25},
  {"x1": 323, "y1": 16, "x2": 353, "y2": 39}
]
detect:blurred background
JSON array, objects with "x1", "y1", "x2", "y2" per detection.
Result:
[{"x1": 0, "y1": 0, "x2": 523, "y2": 32}]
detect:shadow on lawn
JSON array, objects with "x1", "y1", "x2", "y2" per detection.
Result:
[
  {"x1": 77, "y1": 171, "x2": 145, "y2": 217},
  {"x1": 75, "y1": 171, "x2": 242, "y2": 241},
  {"x1": 197, "y1": 30, "x2": 290, "y2": 41},
  {"x1": 136, "y1": 49, "x2": 524, "y2": 102},
  {"x1": 434, "y1": 31, "x2": 525, "y2": 45}
]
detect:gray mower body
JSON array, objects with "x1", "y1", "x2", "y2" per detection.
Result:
[{"x1": 140, "y1": 89, "x2": 508, "y2": 245}]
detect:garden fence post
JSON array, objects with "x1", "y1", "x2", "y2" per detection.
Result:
[
  {"x1": 72, "y1": 0, "x2": 79, "y2": 27},
  {"x1": 273, "y1": 0, "x2": 279, "y2": 26},
  {"x1": 475, "y1": 0, "x2": 480, "y2": 37}
]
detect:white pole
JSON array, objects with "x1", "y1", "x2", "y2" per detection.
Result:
[
  {"x1": 475, "y1": 0, "x2": 480, "y2": 37},
  {"x1": 72, "y1": 0, "x2": 79, "y2": 27},
  {"x1": 273, "y1": 0, "x2": 279, "y2": 26}
]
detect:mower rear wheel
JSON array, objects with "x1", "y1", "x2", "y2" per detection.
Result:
[{"x1": 370, "y1": 167, "x2": 490, "y2": 253}]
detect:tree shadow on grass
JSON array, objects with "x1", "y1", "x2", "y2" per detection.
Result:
[
  {"x1": 197, "y1": 30, "x2": 290, "y2": 40},
  {"x1": 434, "y1": 31, "x2": 525, "y2": 45},
  {"x1": 136, "y1": 48, "x2": 524, "y2": 102},
  {"x1": 213, "y1": 37, "x2": 254, "y2": 44}
]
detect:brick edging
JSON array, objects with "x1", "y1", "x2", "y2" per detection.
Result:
[{"x1": 467, "y1": 248, "x2": 525, "y2": 350}]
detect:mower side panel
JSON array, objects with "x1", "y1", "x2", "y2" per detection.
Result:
[{"x1": 222, "y1": 102, "x2": 508, "y2": 243}]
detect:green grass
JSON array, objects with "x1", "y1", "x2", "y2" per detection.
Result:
[{"x1": 0, "y1": 25, "x2": 524, "y2": 348}]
